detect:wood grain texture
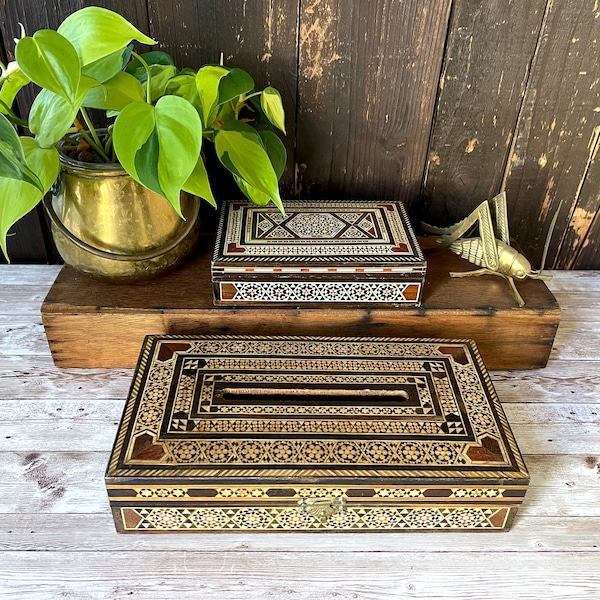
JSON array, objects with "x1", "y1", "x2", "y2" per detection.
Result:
[
  {"x1": 295, "y1": 0, "x2": 452, "y2": 212},
  {"x1": 422, "y1": 0, "x2": 547, "y2": 225},
  {"x1": 504, "y1": 0, "x2": 600, "y2": 269},
  {"x1": 569, "y1": 149, "x2": 600, "y2": 269},
  {"x1": 39, "y1": 236, "x2": 560, "y2": 369},
  {"x1": 0, "y1": 264, "x2": 61, "y2": 285},
  {"x1": 1, "y1": 551, "x2": 599, "y2": 599},
  {"x1": 1, "y1": 265, "x2": 600, "y2": 597}
]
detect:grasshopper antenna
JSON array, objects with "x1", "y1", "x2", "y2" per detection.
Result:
[{"x1": 530, "y1": 202, "x2": 562, "y2": 280}]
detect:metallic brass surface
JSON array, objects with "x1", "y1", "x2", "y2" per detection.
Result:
[
  {"x1": 421, "y1": 191, "x2": 555, "y2": 307},
  {"x1": 47, "y1": 156, "x2": 201, "y2": 281},
  {"x1": 300, "y1": 497, "x2": 347, "y2": 523}
]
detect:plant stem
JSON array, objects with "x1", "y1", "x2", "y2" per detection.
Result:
[
  {"x1": 0, "y1": 100, "x2": 28, "y2": 127},
  {"x1": 132, "y1": 51, "x2": 152, "y2": 103},
  {"x1": 244, "y1": 91, "x2": 262, "y2": 102},
  {"x1": 77, "y1": 111, "x2": 111, "y2": 162},
  {"x1": 105, "y1": 134, "x2": 113, "y2": 159},
  {"x1": 77, "y1": 128, "x2": 111, "y2": 162},
  {"x1": 79, "y1": 107, "x2": 105, "y2": 149}
]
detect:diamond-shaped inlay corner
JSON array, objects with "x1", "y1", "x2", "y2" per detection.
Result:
[
  {"x1": 340, "y1": 226, "x2": 369, "y2": 239},
  {"x1": 256, "y1": 213, "x2": 275, "y2": 233},
  {"x1": 265, "y1": 226, "x2": 294, "y2": 239},
  {"x1": 286, "y1": 212, "x2": 346, "y2": 238},
  {"x1": 129, "y1": 433, "x2": 165, "y2": 462},
  {"x1": 466, "y1": 436, "x2": 505, "y2": 463}
]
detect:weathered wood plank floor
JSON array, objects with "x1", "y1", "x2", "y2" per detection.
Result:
[{"x1": 0, "y1": 266, "x2": 599, "y2": 599}]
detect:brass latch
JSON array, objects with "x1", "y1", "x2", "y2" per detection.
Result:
[{"x1": 299, "y1": 496, "x2": 347, "y2": 523}]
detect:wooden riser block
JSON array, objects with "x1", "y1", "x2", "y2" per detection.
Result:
[{"x1": 41, "y1": 235, "x2": 560, "y2": 369}]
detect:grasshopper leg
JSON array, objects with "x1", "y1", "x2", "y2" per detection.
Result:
[
  {"x1": 506, "y1": 276, "x2": 525, "y2": 307},
  {"x1": 449, "y1": 268, "x2": 496, "y2": 278}
]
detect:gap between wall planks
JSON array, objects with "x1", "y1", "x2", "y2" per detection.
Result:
[
  {"x1": 503, "y1": 0, "x2": 600, "y2": 270},
  {"x1": 422, "y1": 0, "x2": 548, "y2": 224},
  {"x1": 1, "y1": 1, "x2": 600, "y2": 269},
  {"x1": 295, "y1": 0, "x2": 453, "y2": 210}
]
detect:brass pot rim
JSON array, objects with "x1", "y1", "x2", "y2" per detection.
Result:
[
  {"x1": 43, "y1": 193, "x2": 200, "y2": 262},
  {"x1": 59, "y1": 153, "x2": 126, "y2": 177}
]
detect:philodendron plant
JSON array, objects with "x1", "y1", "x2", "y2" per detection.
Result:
[{"x1": 0, "y1": 6, "x2": 286, "y2": 260}]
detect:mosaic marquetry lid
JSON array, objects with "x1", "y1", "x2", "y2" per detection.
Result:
[
  {"x1": 210, "y1": 200, "x2": 426, "y2": 306},
  {"x1": 106, "y1": 335, "x2": 528, "y2": 532}
]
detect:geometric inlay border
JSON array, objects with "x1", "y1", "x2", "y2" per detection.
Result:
[
  {"x1": 220, "y1": 280, "x2": 422, "y2": 303},
  {"x1": 118, "y1": 505, "x2": 514, "y2": 531}
]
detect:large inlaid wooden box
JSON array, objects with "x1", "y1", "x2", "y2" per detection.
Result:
[
  {"x1": 106, "y1": 335, "x2": 529, "y2": 532},
  {"x1": 211, "y1": 200, "x2": 426, "y2": 306}
]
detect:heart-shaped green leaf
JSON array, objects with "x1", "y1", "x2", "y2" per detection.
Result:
[
  {"x1": 233, "y1": 131, "x2": 286, "y2": 213},
  {"x1": 0, "y1": 113, "x2": 43, "y2": 190},
  {"x1": 28, "y1": 90, "x2": 79, "y2": 148},
  {"x1": 113, "y1": 95, "x2": 202, "y2": 216},
  {"x1": 214, "y1": 122, "x2": 281, "y2": 207},
  {"x1": 234, "y1": 176, "x2": 283, "y2": 212},
  {"x1": 261, "y1": 87, "x2": 286, "y2": 133},
  {"x1": 146, "y1": 64, "x2": 178, "y2": 103},
  {"x1": 196, "y1": 65, "x2": 228, "y2": 127},
  {"x1": 29, "y1": 75, "x2": 99, "y2": 148},
  {"x1": 182, "y1": 155, "x2": 216, "y2": 207},
  {"x1": 258, "y1": 130, "x2": 287, "y2": 179},
  {"x1": 58, "y1": 6, "x2": 156, "y2": 67},
  {"x1": 166, "y1": 74, "x2": 197, "y2": 100},
  {"x1": 134, "y1": 127, "x2": 164, "y2": 201},
  {"x1": 166, "y1": 74, "x2": 202, "y2": 113},
  {"x1": 0, "y1": 139, "x2": 59, "y2": 260},
  {"x1": 152, "y1": 96, "x2": 203, "y2": 209},
  {"x1": 218, "y1": 68, "x2": 254, "y2": 105},
  {"x1": 112, "y1": 101, "x2": 160, "y2": 187},
  {"x1": 16, "y1": 30, "x2": 81, "y2": 101},
  {"x1": 0, "y1": 63, "x2": 30, "y2": 115},
  {"x1": 82, "y1": 46, "x2": 130, "y2": 83},
  {"x1": 83, "y1": 71, "x2": 145, "y2": 111}
]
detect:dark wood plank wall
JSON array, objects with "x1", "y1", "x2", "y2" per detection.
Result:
[
  {"x1": 295, "y1": 0, "x2": 452, "y2": 208},
  {"x1": 504, "y1": 0, "x2": 600, "y2": 270},
  {"x1": 1, "y1": 0, "x2": 599, "y2": 268}
]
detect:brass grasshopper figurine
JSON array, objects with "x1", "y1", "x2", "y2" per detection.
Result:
[{"x1": 421, "y1": 191, "x2": 558, "y2": 307}]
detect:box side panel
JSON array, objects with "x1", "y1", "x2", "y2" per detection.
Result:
[
  {"x1": 213, "y1": 276, "x2": 424, "y2": 306},
  {"x1": 109, "y1": 499, "x2": 521, "y2": 532},
  {"x1": 107, "y1": 477, "x2": 528, "y2": 532}
]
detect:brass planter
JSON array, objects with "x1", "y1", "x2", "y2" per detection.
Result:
[{"x1": 45, "y1": 156, "x2": 201, "y2": 281}]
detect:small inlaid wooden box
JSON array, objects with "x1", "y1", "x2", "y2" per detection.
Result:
[
  {"x1": 211, "y1": 200, "x2": 426, "y2": 306},
  {"x1": 106, "y1": 335, "x2": 529, "y2": 532}
]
